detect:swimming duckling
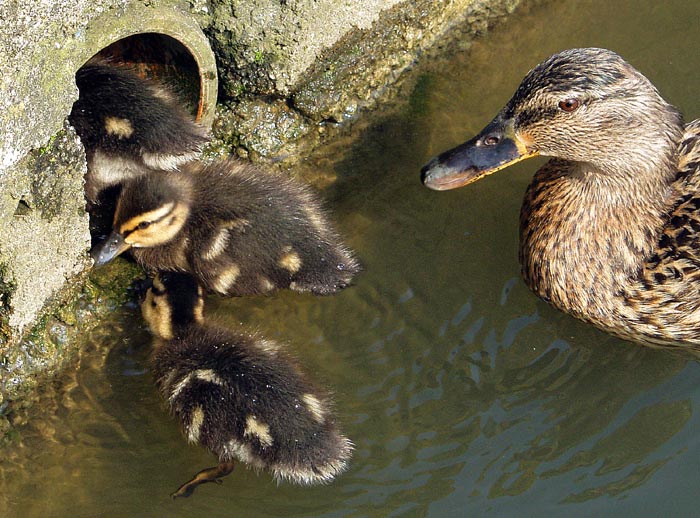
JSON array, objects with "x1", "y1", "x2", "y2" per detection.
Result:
[
  {"x1": 93, "y1": 159, "x2": 360, "y2": 296},
  {"x1": 142, "y1": 272, "x2": 353, "y2": 497},
  {"x1": 422, "y1": 48, "x2": 700, "y2": 347},
  {"x1": 69, "y1": 62, "x2": 208, "y2": 203}
]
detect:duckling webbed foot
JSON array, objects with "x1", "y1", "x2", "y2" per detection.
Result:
[{"x1": 171, "y1": 461, "x2": 235, "y2": 499}]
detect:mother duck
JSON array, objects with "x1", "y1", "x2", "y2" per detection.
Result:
[{"x1": 421, "y1": 48, "x2": 700, "y2": 348}]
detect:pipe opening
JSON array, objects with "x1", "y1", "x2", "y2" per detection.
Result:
[{"x1": 71, "y1": 31, "x2": 215, "y2": 246}]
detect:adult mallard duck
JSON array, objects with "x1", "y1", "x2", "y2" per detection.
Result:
[
  {"x1": 142, "y1": 272, "x2": 352, "y2": 497},
  {"x1": 421, "y1": 47, "x2": 700, "y2": 348}
]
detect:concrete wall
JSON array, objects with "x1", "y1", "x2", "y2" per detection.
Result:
[{"x1": 202, "y1": 0, "x2": 521, "y2": 160}]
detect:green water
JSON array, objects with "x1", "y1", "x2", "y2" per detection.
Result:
[{"x1": 4, "y1": 0, "x2": 700, "y2": 516}]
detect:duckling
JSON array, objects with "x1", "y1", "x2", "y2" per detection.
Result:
[
  {"x1": 69, "y1": 62, "x2": 208, "y2": 203},
  {"x1": 422, "y1": 48, "x2": 700, "y2": 348},
  {"x1": 92, "y1": 159, "x2": 360, "y2": 296},
  {"x1": 142, "y1": 272, "x2": 353, "y2": 497}
]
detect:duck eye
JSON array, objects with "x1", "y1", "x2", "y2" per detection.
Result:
[
  {"x1": 558, "y1": 98, "x2": 580, "y2": 112},
  {"x1": 137, "y1": 221, "x2": 152, "y2": 230}
]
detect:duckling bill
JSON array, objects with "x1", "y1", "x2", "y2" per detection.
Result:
[
  {"x1": 421, "y1": 48, "x2": 700, "y2": 347},
  {"x1": 142, "y1": 272, "x2": 353, "y2": 497},
  {"x1": 93, "y1": 159, "x2": 360, "y2": 296}
]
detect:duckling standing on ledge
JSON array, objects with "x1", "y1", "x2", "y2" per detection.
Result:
[
  {"x1": 422, "y1": 48, "x2": 700, "y2": 348},
  {"x1": 142, "y1": 272, "x2": 353, "y2": 498},
  {"x1": 92, "y1": 159, "x2": 360, "y2": 296},
  {"x1": 69, "y1": 62, "x2": 209, "y2": 203}
]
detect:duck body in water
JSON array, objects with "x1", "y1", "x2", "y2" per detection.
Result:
[
  {"x1": 422, "y1": 48, "x2": 700, "y2": 347},
  {"x1": 142, "y1": 272, "x2": 352, "y2": 497},
  {"x1": 93, "y1": 159, "x2": 360, "y2": 296}
]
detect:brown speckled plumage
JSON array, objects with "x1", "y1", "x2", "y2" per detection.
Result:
[{"x1": 423, "y1": 48, "x2": 700, "y2": 348}]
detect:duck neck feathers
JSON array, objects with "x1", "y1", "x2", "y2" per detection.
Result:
[{"x1": 519, "y1": 111, "x2": 685, "y2": 330}]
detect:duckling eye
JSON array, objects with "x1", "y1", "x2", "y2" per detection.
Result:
[
  {"x1": 558, "y1": 98, "x2": 580, "y2": 112},
  {"x1": 137, "y1": 221, "x2": 152, "y2": 230}
]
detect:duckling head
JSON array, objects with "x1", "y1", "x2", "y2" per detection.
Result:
[
  {"x1": 422, "y1": 47, "x2": 683, "y2": 190},
  {"x1": 141, "y1": 272, "x2": 204, "y2": 340},
  {"x1": 92, "y1": 172, "x2": 192, "y2": 266}
]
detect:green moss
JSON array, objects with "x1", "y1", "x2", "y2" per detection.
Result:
[
  {"x1": 35, "y1": 134, "x2": 57, "y2": 157},
  {"x1": 86, "y1": 260, "x2": 143, "y2": 303},
  {"x1": 203, "y1": 4, "x2": 277, "y2": 100},
  {"x1": 24, "y1": 128, "x2": 83, "y2": 221}
]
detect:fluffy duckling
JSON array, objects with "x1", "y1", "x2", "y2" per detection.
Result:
[
  {"x1": 142, "y1": 272, "x2": 353, "y2": 497},
  {"x1": 69, "y1": 62, "x2": 208, "y2": 203},
  {"x1": 92, "y1": 159, "x2": 360, "y2": 296},
  {"x1": 422, "y1": 48, "x2": 700, "y2": 347}
]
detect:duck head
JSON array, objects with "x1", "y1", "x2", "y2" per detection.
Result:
[
  {"x1": 91, "y1": 172, "x2": 192, "y2": 266},
  {"x1": 421, "y1": 48, "x2": 682, "y2": 190}
]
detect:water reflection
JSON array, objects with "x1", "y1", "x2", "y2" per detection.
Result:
[{"x1": 3, "y1": 0, "x2": 700, "y2": 516}]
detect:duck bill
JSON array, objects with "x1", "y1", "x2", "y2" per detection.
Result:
[
  {"x1": 91, "y1": 230, "x2": 131, "y2": 267},
  {"x1": 421, "y1": 115, "x2": 539, "y2": 191}
]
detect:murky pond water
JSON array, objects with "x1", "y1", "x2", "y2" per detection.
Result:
[{"x1": 4, "y1": 1, "x2": 700, "y2": 516}]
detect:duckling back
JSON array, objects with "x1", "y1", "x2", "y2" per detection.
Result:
[
  {"x1": 188, "y1": 160, "x2": 360, "y2": 296},
  {"x1": 143, "y1": 272, "x2": 352, "y2": 487},
  {"x1": 150, "y1": 325, "x2": 352, "y2": 484},
  {"x1": 69, "y1": 62, "x2": 209, "y2": 202}
]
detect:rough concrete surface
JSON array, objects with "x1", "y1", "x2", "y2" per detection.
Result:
[
  {"x1": 202, "y1": 0, "x2": 522, "y2": 161},
  {"x1": 0, "y1": 0, "x2": 526, "y2": 430},
  {"x1": 200, "y1": 0, "x2": 404, "y2": 97},
  {"x1": 1, "y1": 126, "x2": 91, "y2": 335}
]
